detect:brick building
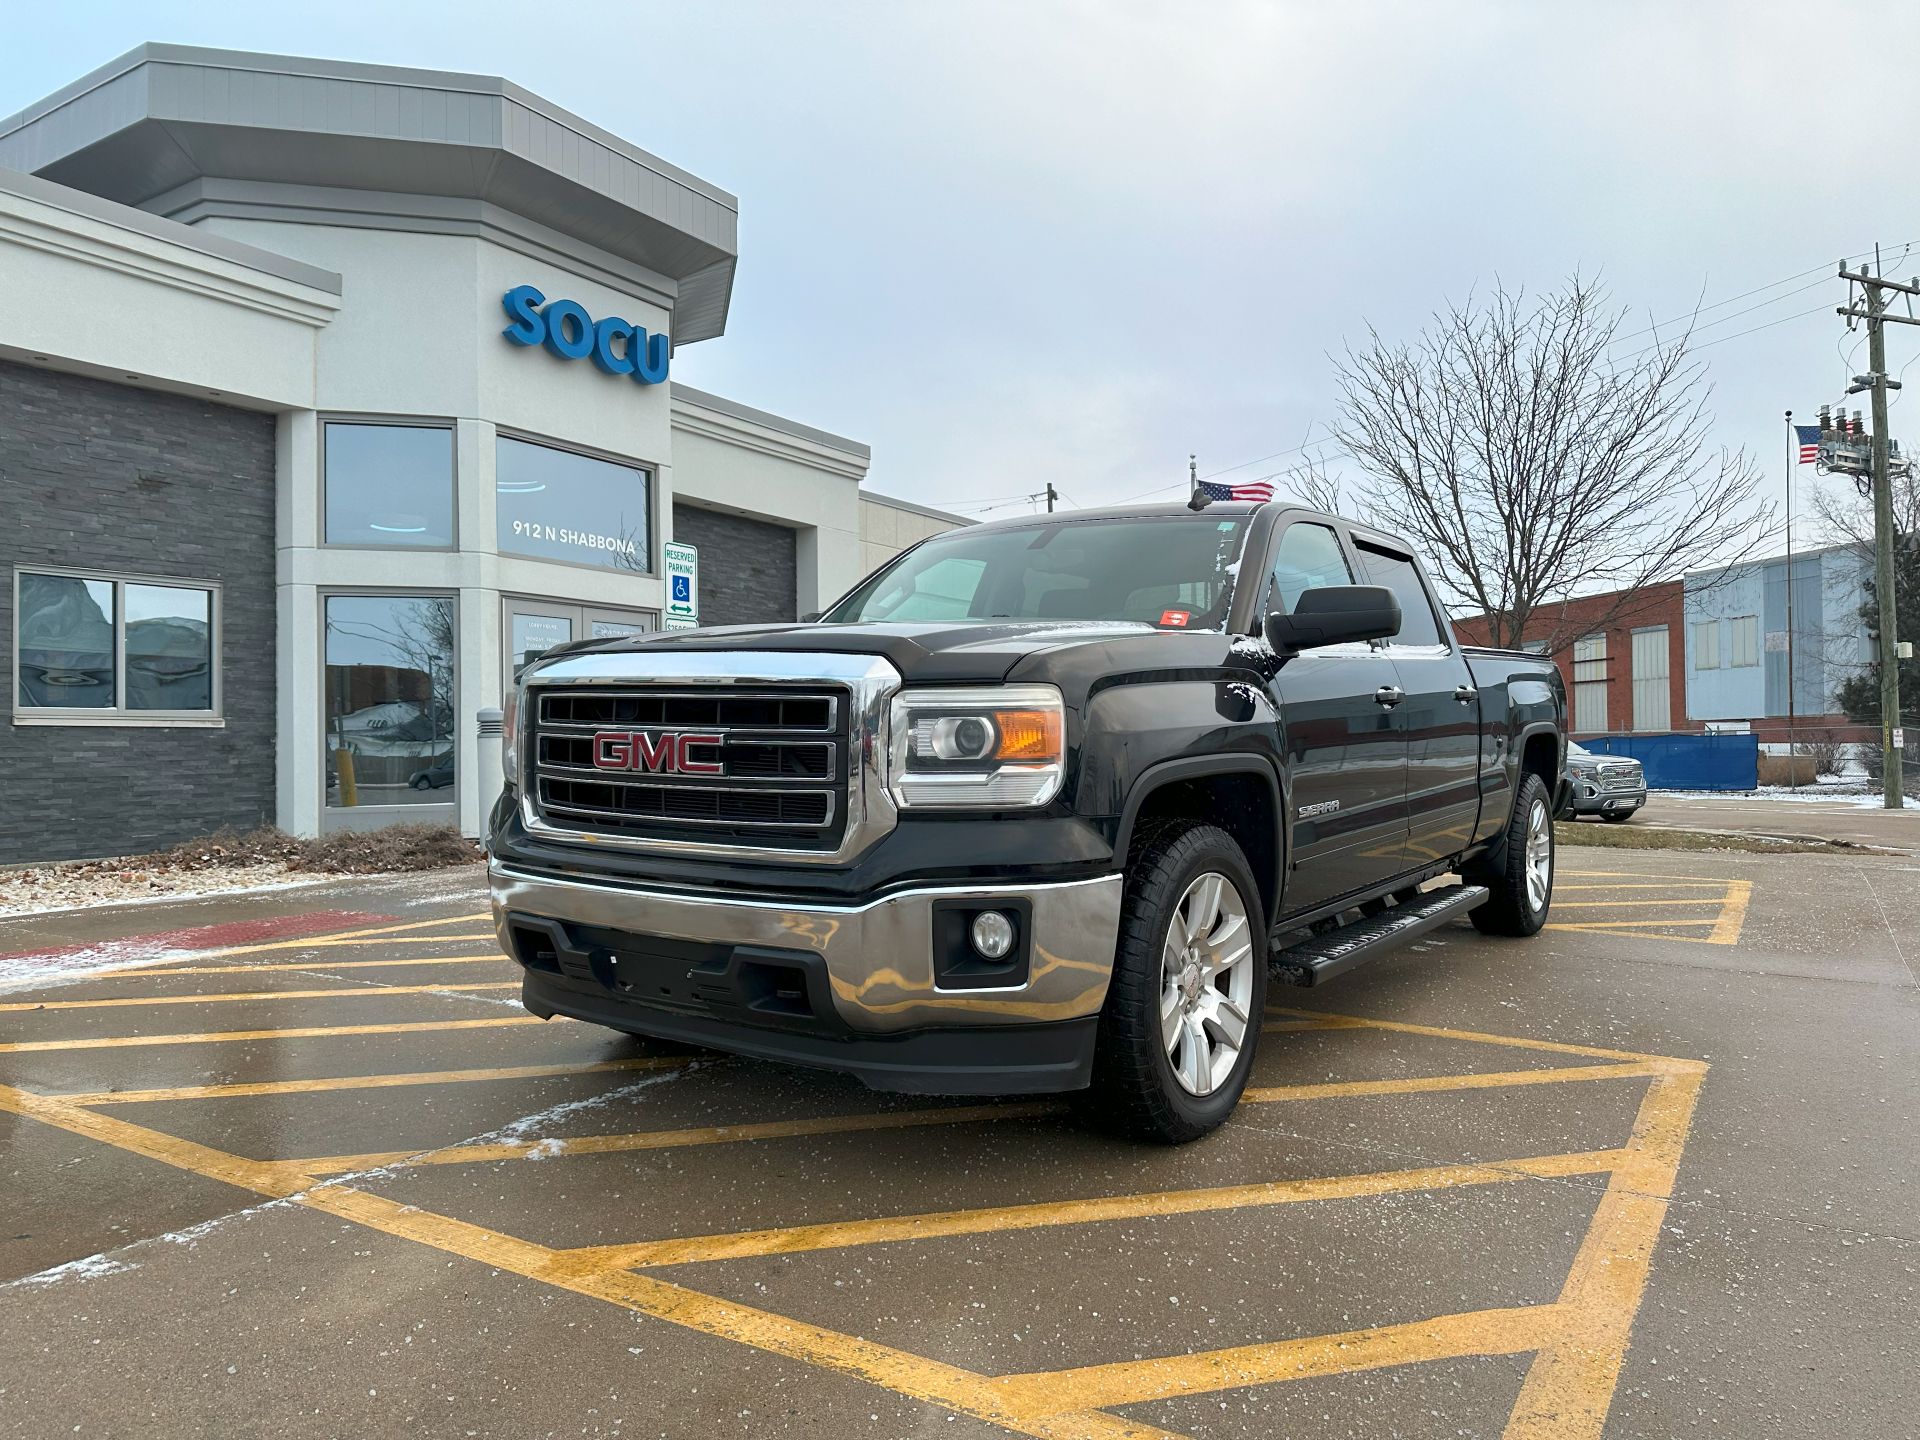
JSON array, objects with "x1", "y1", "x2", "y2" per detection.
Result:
[{"x1": 1453, "y1": 582, "x2": 1694, "y2": 738}]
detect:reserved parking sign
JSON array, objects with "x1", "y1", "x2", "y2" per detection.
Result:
[{"x1": 663, "y1": 540, "x2": 699, "y2": 629}]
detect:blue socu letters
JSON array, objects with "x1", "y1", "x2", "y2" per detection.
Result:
[{"x1": 501, "y1": 285, "x2": 669, "y2": 385}]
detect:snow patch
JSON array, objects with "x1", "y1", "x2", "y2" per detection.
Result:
[
  {"x1": 0, "y1": 942, "x2": 197, "y2": 996},
  {"x1": 4, "y1": 1252, "x2": 138, "y2": 1290}
]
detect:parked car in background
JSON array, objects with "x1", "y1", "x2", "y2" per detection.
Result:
[
  {"x1": 408, "y1": 752, "x2": 455, "y2": 790},
  {"x1": 1560, "y1": 742, "x2": 1645, "y2": 821}
]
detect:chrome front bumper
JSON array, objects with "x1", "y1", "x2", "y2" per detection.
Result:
[
  {"x1": 1569, "y1": 777, "x2": 1647, "y2": 813},
  {"x1": 488, "y1": 864, "x2": 1124, "y2": 1034}
]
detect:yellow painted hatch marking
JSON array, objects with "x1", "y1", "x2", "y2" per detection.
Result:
[
  {"x1": 0, "y1": 1015, "x2": 549, "y2": 1053},
  {"x1": 0, "y1": 981, "x2": 521, "y2": 1012},
  {"x1": 0, "y1": 1003, "x2": 1707, "y2": 1440}
]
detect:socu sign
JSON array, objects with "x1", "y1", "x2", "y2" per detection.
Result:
[{"x1": 501, "y1": 285, "x2": 669, "y2": 385}]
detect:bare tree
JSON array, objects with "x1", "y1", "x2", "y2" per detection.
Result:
[
  {"x1": 1808, "y1": 464, "x2": 1920, "y2": 550},
  {"x1": 1325, "y1": 276, "x2": 1776, "y2": 652}
]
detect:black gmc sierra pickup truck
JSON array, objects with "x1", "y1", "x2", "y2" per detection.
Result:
[{"x1": 488, "y1": 501, "x2": 1567, "y2": 1141}]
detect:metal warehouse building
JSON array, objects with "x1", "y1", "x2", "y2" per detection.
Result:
[{"x1": 0, "y1": 43, "x2": 963, "y2": 863}]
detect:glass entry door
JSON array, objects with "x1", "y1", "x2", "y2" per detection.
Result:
[
  {"x1": 508, "y1": 605, "x2": 575, "y2": 679},
  {"x1": 504, "y1": 599, "x2": 655, "y2": 682}
]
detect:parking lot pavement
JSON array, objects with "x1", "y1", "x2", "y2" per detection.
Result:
[
  {"x1": 2, "y1": 846, "x2": 1915, "y2": 1438},
  {"x1": 1633, "y1": 791, "x2": 1920, "y2": 848}
]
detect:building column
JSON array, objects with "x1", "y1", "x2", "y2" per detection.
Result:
[
  {"x1": 456, "y1": 419, "x2": 496, "y2": 837},
  {"x1": 276, "y1": 410, "x2": 322, "y2": 836},
  {"x1": 797, "y1": 522, "x2": 863, "y2": 615}
]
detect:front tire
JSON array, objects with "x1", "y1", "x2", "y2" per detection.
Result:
[
  {"x1": 1079, "y1": 823, "x2": 1268, "y2": 1143},
  {"x1": 1469, "y1": 772, "x2": 1555, "y2": 936}
]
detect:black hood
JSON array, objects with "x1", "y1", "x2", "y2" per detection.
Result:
[{"x1": 554, "y1": 620, "x2": 1176, "y2": 684}]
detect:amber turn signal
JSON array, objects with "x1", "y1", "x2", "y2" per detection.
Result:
[{"x1": 991, "y1": 709, "x2": 1063, "y2": 762}]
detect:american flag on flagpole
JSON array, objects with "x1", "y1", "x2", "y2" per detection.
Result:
[
  {"x1": 1794, "y1": 424, "x2": 1821, "y2": 465},
  {"x1": 1197, "y1": 479, "x2": 1276, "y2": 502}
]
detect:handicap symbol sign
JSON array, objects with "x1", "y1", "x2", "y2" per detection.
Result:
[{"x1": 672, "y1": 575, "x2": 692, "y2": 602}]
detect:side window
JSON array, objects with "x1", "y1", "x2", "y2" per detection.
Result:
[
  {"x1": 1266, "y1": 523, "x2": 1354, "y2": 614},
  {"x1": 1355, "y1": 543, "x2": 1444, "y2": 647}
]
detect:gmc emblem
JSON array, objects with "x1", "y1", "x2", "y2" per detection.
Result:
[{"x1": 591, "y1": 730, "x2": 725, "y2": 776}]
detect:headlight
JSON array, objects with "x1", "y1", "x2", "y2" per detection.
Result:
[
  {"x1": 889, "y1": 685, "x2": 1065, "y2": 809},
  {"x1": 501, "y1": 680, "x2": 523, "y2": 784}
]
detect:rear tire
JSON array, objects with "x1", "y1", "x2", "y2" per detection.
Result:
[
  {"x1": 1077, "y1": 823, "x2": 1268, "y2": 1144},
  {"x1": 1469, "y1": 772, "x2": 1555, "y2": 936}
]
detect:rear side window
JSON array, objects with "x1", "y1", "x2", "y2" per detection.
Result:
[
  {"x1": 1355, "y1": 543, "x2": 1445, "y2": 647},
  {"x1": 1266, "y1": 523, "x2": 1353, "y2": 613}
]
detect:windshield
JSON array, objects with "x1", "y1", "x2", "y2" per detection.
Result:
[{"x1": 823, "y1": 515, "x2": 1249, "y2": 628}]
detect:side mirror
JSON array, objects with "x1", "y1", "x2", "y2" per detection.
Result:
[
  {"x1": 800, "y1": 611, "x2": 823, "y2": 623},
  {"x1": 1263, "y1": 585, "x2": 1401, "y2": 653}
]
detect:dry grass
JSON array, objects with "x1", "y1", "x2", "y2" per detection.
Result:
[
  {"x1": 1556, "y1": 821, "x2": 1842, "y2": 855},
  {"x1": 152, "y1": 824, "x2": 481, "y2": 875}
]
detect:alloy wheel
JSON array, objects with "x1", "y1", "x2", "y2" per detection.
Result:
[{"x1": 1159, "y1": 871, "x2": 1256, "y2": 1097}]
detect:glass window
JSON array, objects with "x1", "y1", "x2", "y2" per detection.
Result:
[
  {"x1": 125, "y1": 584, "x2": 213, "y2": 711},
  {"x1": 589, "y1": 619, "x2": 648, "y2": 640},
  {"x1": 1693, "y1": 619, "x2": 1720, "y2": 670},
  {"x1": 15, "y1": 570, "x2": 218, "y2": 719},
  {"x1": 1730, "y1": 615, "x2": 1760, "y2": 668},
  {"x1": 510, "y1": 611, "x2": 574, "y2": 677},
  {"x1": 826, "y1": 515, "x2": 1248, "y2": 628},
  {"x1": 1573, "y1": 633, "x2": 1608, "y2": 678},
  {"x1": 496, "y1": 436, "x2": 651, "y2": 572},
  {"x1": 324, "y1": 423, "x2": 455, "y2": 548},
  {"x1": 1355, "y1": 543, "x2": 1444, "y2": 647},
  {"x1": 1266, "y1": 523, "x2": 1354, "y2": 614},
  {"x1": 324, "y1": 595, "x2": 456, "y2": 808},
  {"x1": 16, "y1": 573, "x2": 115, "y2": 708}
]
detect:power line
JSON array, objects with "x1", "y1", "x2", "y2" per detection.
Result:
[
  {"x1": 1118, "y1": 446, "x2": 1354, "y2": 506},
  {"x1": 1609, "y1": 302, "x2": 1834, "y2": 364},
  {"x1": 1115, "y1": 436, "x2": 1348, "y2": 505},
  {"x1": 1610, "y1": 240, "x2": 1919, "y2": 347},
  {"x1": 1105, "y1": 246, "x2": 1918, "y2": 514}
]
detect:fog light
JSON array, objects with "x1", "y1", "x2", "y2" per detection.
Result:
[{"x1": 970, "y1": 910, "x2": 1015, "y2": 960}]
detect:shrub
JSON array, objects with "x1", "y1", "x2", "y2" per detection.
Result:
[
  {"x1": 1802, "y1": 738, "x2": 1846, "y2": 778},
  {"x1": 1757, "y1": 754, "x2": 1817, "y2": 786}
]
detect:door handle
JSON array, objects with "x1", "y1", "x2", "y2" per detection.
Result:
[
  {"x1": 1454, "y1": 684, "x2": 1478, "y2": 704},
  {"x1": 1374, "y1": 685, "x2": 1405, "y2": 708}
]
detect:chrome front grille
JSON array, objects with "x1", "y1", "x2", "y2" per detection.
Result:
[
  {"x1": 1596, "y1": 763, "x2": 1642, "y2": 793},
  {"x1": 528, "y1": 685, "x2": 849, "y2": 850}
]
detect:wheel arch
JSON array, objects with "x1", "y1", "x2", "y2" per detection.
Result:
[{"x1": 1113, "y1": 756, "x2": 1284, "y2": 921}]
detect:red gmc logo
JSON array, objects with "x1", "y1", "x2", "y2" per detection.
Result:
[{"x1": 591, "y1": 730, "x2": 725, "y2": 775}]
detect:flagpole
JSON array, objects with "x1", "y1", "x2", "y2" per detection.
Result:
[{"x1": 1785, "y1": 409, "x2": 1797, "y2": 790}]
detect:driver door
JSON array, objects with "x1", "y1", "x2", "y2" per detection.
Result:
[{"x1": 1259, "y1": 520, "x2": 1411, "y2": 919}]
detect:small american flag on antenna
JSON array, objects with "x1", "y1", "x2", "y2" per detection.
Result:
[
  {"x1": 1197, "y1": 479, "x2": 1275, "y2": 502},
  {"x1": 1794, "y1": 424, "x2": 1821, "y2": 465}
]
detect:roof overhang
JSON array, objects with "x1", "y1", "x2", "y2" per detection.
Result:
[{"x1": 0, "y1": 43, "x2": 739, "y2": 342}]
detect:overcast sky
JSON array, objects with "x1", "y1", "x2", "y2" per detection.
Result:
[{"x1": 7, "y1": 1, "x2": 1920, "y2": 534}]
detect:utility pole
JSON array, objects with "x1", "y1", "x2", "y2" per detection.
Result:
[
  {"x1": 1045, "y1": 482, "x2": 1057, "y2": 514},
  {"x1": 1837, "y1": 253, "x2": 1920, "y2": 807},
  {"x1": 1784, "y1": 410, "x2": 1797, "y2": 791}
]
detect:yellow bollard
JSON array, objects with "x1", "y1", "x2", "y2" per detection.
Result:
[{"x1": 336, "y1": 747, "x2": 358, "y2": 807}]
